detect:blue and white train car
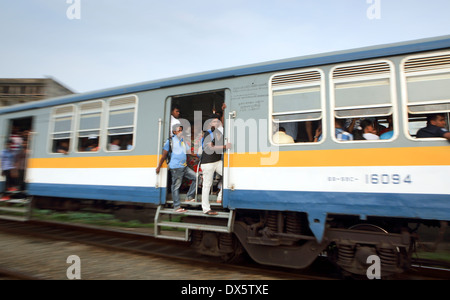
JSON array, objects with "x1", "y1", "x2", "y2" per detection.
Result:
[{"x1": 1, "y1": 35, "x2": 449, "y2": 276}]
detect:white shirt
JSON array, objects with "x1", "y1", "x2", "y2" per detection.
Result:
[
  {"x1": 273, "y1": 131, "x2": 295, "y2": 144},
  {"x1": 363, "y1": 133, "x2": 380, "y2": 140},
  {"x1": 109, "y1": 144, "x2": 120, "y2": 151},
  {"x1": 171, "y1": 115, "x2": 181, "y2": 130}
]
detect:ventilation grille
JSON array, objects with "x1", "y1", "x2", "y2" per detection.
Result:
[
  {"x1": 404, "y1": 54, "x2": 450, "y2": 73},
  {"x1": 80, "y1": 101, "x2": 103, "y2": 112},
  {"x1": 109, "y1": 96, "x2": 136, "y2": 108},
  {"x1": 54, "y1": 105, "x2": 74, "y2": 115},
  {"x1": 272, "y1": 70, "x2": 321, "y2": 87},
  {"x1": 333, "y1": 62, "x2": 391, "y2": 79}
]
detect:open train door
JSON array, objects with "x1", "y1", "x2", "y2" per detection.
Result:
[
  {"x1": 154, "y1": 90, "x2": 236, "y2": 242},
  {"x1": 154, "y1": 97, "x2": 172, "y2": 205},
  {"x1": 157, "y1": 90, "x2": 228, "y2": 210},
  {"x1": 1, "y1": 117, "x2": 33, "y2": 202}
]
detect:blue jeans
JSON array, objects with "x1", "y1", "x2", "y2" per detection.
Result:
[{"x1": 170, "y1": 167, "x2": 197, "y2": 209}]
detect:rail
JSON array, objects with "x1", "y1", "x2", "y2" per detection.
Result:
[
  {"x1": 155, "y1": 117, "x2": 162, "y2": 189},
  {"x1": 226, "y1": 110, "x2": 236, "y2": 190}
]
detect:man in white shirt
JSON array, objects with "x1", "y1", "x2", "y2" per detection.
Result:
[
  {"x1": 273, "y1": 127, "x2": 295, "y2": 144},
  {"x1": 170, "y1": 106, "x2": 181, "y2": 130}
]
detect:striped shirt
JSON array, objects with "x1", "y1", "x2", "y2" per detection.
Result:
[
  {"x1": 1, "y1": 149, "x2": 16, "y2": 171},
  {"x1": 335, "y1": 128, "x2": 354, "y2": 141}
]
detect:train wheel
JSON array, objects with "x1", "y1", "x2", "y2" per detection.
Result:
[
  {"x1": 335, "y1": 223, "x2": 404, "y2": 277},
  {"x1": 219, "y1": 233, "x2": 245, "y2": 264},
  {"x1": 191, "y1": 231, "x2": 245, "y2": 263}
]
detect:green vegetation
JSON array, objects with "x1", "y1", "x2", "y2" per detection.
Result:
[
  {"x1": 414, "y1": 249, "x2": 450, "y2": 263},
  {"x1": 33, "y1": 209, "x2": 154, "y2": 228}
]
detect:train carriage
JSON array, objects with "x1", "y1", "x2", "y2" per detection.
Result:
[{"x1": 1, "y1": 35, "x2": 449, "y2": 276}]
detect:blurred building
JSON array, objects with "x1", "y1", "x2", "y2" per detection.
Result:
[{"x1": 0, "y1": 78, "x2": 74, "y2": 108}]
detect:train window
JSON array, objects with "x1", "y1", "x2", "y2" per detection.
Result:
[
  {"x1": 270, "y1": 69, "x2": 324, "y2": 144},
  {"x1": 331, "y1": 61, "x2": 395, "y2": 141},
  {"x1": 76, "y1": 100, "x2": 103, "y2": 152},
  {"x1": 402, "y1": 52, "x2": 450, "y2": 139},
  {"x1": 50, "y1": 105, "x2": 75, "y2": 154},
  {"x1": 106, "y1": 95, "x2": 137, "y2": 151}
]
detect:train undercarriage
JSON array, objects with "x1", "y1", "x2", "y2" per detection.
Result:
[
  {"x1": 218, "y1": 210, "x2": 417, "y2": 277},
  {"x1": 27, "y1": 196, "x2": 442, "y2": 277}
]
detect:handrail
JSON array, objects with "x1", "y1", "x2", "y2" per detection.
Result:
[
  {"x1": 226, "y1": 111, "x2": 236, "y2": 190},
  {"x1": 155, "y1": 118, "x2": 162, "y2": 188}
]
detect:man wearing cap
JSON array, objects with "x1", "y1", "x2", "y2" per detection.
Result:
[
  {"x1": 200, "y1": 114, "x2": 231, "y2": 215},
  {"x1": 156, "y1": 124, "x2": 197, "y2": 213}
]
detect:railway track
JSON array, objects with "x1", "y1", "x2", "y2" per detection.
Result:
[
  {"x1": 0, "y1": 266, "x2": 43, "y2": 280},
  {"x1": 0, "y1": 219, "x2": 334, "y2": 280},
  {"x1": 0, "y1": 219, "x2": 448, "y2": 280}
]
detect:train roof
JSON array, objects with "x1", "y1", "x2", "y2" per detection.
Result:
[{"x1": 2, "y1": 35, "x2": 450, "y2": 115}]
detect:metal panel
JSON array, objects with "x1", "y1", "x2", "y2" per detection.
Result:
[
  {"x1": 273, "y1": 88, "x2": 321, "y2": 114},
  {"x1": 335, "y1": 80, "x2": 391, "y2": 108}
]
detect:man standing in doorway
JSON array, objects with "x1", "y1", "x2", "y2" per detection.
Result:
[
  {"x1": 200, "y1": 114, "x2": 231, "y2": 215},
  {"x1": 156, "y1": 124, "x2": 197, "y2": 213},
  {"x1": 171, "y1": 105, "x2": 181, "y2": 131},
  {"x1": 1, "y1": 140, "x2": 17, "y2": 200}
]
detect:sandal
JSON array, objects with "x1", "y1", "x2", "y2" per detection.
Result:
[
  {"x1": 204, "y1": 210, "x2": 218, "y2": 215},
  {"x1": 185, "y1": 199, "x2": 196, "y2": 202},
  {"x1": 174, "y1": 208, "x2": 187, "y2": 213}
]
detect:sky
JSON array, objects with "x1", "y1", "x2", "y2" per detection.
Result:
[{"x1": 1, "y1": 0, "x2": 450, "y2": 93}]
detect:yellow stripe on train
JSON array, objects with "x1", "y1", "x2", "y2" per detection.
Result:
[
  {"x1": 229, "y1": 146, "x2": 450, "y2": 167},
  {"x1": 26, "y1": 146, "x2": 449, "y2": 169},
  {"x1": 28, "y1": 155, "x2": 157, "y2": 169}
]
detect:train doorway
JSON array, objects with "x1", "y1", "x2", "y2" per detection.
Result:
[
  {"x1": 1, "y1": 117, "x2": 33, "y2": 200},
  {"x1": 165, "y1": 90, "x2": 227, "y2": 211}
]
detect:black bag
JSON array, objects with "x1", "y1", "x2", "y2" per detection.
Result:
[{"x1": 166, "y1": 136, "x2": 173, "y2": 164}]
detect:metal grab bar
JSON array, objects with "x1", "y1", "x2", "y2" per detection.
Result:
[
  {"x1": 226, "y1": 111, "x2": 236, "y2": 190},
  {"x1": 155, "y1": 118, "x2": 162, "y2": 188}
]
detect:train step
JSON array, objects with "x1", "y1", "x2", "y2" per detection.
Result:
[
  {"x1": 154, "y1": 206, "x2": 235, "y2": 241},
  {"x1": 0, "y1": 197, "x2": 32, "y2": 222},
  {"x1": 165, "y1": 193, "x2": 222, "y2": 207}
]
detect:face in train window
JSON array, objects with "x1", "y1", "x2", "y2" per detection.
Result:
[
  {"x1": 106, "y1": 96, "x2": 137, "y2": 151},
  {"x1": 270, "y1": 69, "x2": 324, "y2": 144},
  {"x1": 334, "y1": 115, "x2": 393, "y2": 141},
  {"x1": 331, "y1": 61, "x2": 395, "y2": 142},
  {"x1": 403, "y1": 52, "x2": 450, "y2": 139},
  {"x1": 51, "y1": 105, "x2": 75, "y2": 154},
  {"x1": 408, "y1": 113, "x2": 450, "y2": 139},
  {"x1": 77, "y1": 101, "x2": 103, "y2": 152}
]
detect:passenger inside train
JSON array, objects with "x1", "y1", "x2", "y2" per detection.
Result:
[
  {"x1": 274, "y1": 111, "x2": 450, "y2": 143},
  {"x1": 416, "y1": 113, "x2": 450, "y2": 140},
  {"x1": 408, "y1": 112, "x2": 450, "y2": 140},
  {"x1": 1, "y1": 118, "x2": 32, "y2": 200},
  {"x1": 165, "y1": 91, "x2": 226, "y2": 206}
]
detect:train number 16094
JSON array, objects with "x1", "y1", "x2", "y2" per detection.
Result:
[{"x1": 365, "y1": 174, "x2": 412, "y2": 185}]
